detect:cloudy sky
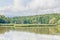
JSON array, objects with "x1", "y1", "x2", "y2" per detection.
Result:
[{"x1": 0, "y1": 0, "x2": 60, "y2": 17}]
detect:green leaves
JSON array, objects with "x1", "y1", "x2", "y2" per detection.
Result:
[{"x1": 0, "y1": 13, "x2": 60, "y2": 24}]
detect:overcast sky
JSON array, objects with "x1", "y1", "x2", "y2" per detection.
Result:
[{"x1": 0, "y1": 0, "x2": 60, "y2": 17}]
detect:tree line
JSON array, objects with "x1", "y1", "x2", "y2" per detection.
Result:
[{"x1": 0, "y1": 13, "x2": 60, "y2": 24}]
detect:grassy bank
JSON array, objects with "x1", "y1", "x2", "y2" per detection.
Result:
[
  {"x1": 0, "y1": 24, "x2": 60, "y2": 34},
  {"x1": 0, "y1": 24, "x2": 57, "y2": 27}
]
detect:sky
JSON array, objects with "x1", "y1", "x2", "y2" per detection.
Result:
[{"x1": 0, "y1": 0, "x2": 60, "y2": 17}]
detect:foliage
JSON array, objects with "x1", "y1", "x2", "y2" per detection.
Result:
[
  {"x1": 0, "y1": 13, "x2": 60, "y2": 24},
  {"x1": 57, "y1": 20, "x2": 60, "y2": 25}
]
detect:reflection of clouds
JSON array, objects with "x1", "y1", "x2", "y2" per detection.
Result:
[{"x1": 0, "y1": 30, "x2": 60, "y2": 40}]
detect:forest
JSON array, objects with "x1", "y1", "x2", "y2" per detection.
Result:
[{"x1": 0, "y1": 13, "x2": 60, "y2": 24}]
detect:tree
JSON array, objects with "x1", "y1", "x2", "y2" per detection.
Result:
[
  {"x1": 0, "y1": 15, "x2": 7, "y2": 23},
  {"x1": 49, "y1": 17, "x2": 56, "y2": 24},
  {"x1": 57, "y1": 20, "x2": 60, "y2": 25},
  {"x1": 0, "y1": 18, "x2": 6, "y2": 23}
]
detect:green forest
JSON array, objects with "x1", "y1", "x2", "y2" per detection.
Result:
[{"x1": 0, "y1": 13, "x2": 60, "y2": 24}]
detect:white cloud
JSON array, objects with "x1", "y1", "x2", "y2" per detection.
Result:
[
  {"x1": 0, "y1": 0, "x2": 60, "y2": 16},
  {"x1": 12, "y1": 0, "x2": 59, "y2": 11},
  {"x1": 12, "y1": 0, "x2": 28, "y2": 11},
  {"x1": 28, "y1": 0, "x2": 58, "y2": 9}
]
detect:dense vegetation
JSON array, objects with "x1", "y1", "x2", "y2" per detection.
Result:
[{"x1": 0, "y1": 13, "x2": 60, "y2": 24}]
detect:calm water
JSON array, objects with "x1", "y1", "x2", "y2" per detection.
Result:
[
  {"x1": 0, "y1": 27, "x2": 60, "y2": 40},
  {"x1": 0, "y1": 30, "x2": 60, "y2": 40}
]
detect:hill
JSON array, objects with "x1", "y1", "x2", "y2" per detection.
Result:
[{"x1": 0, "y1": 13, "x2": 60, "y2": 24}]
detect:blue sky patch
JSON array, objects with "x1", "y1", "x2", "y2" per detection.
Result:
[{"x1": 0, "y1": 0, "x2": 13, "y2": 7}]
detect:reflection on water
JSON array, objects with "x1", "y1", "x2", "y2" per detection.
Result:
[
  {"x1": 0, "y1": 27, "x2": 59, "y2": 34},
  {"x1": 0, "y1": 27, "x2": 50, "y2": 34},
  {"x1": 0, "y1": 27, "x2": 12, "y2": 34},
  {"x1": 0, "y1": 30, "x2": 60, "y2": 40},
  {"x1": 0, "y1": 27, "x2": 60, "y2": 40}
]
